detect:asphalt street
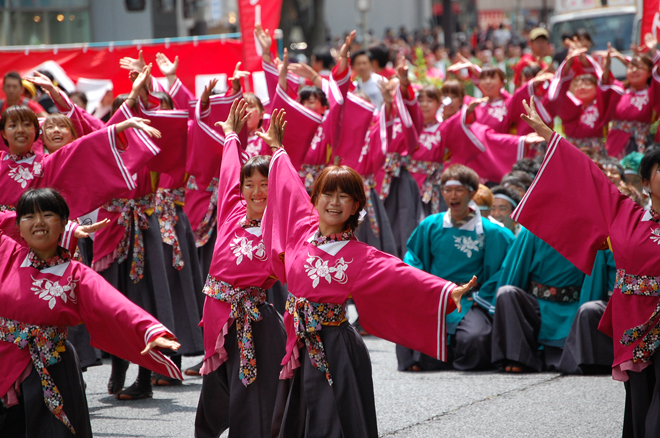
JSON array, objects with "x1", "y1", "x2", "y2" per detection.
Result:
[{"x1": 85, "y1": 337, "x2": 625, "y2": 438}]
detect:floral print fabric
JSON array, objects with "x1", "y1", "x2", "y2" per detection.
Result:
[
  {"x1": 362, "y1": 175, "x2": 380, "y2": 237},
  {"x1": 409, "y1": 159, "x2": 443, "y2": 214},
  {"x1": 194, "y1": 177, "x2": 219, "y2": 247},
  {"x1": 298, "y1": 164, "x2": 326, "y2": 191},
  {"x1": 155, "y1": 188, "x2": 186, "y2": 270},
  {"x1": 0, "y1": 317, "x2": 74, "y2": 433},
  {"x1": 203, "y1": 276, "x2": 267, "y2": 386},
  {"x1": 380, "y1": 153, "x2": 410, "y2": 200},
  {"x1": 6, "y1": 149, "x2": 35, "y2": 162},
  {"x1": 285, "y1": 292, "x2": 347, "y2": 385},
  {"x1": 610, "y1": 120, "x2": 650, "y2": 155},
  {"x1": 27, "y1": 247, "x2": 71, "y2": 270},
  {"x1": 616, "y1": 269, "x2": 660, "y2": 363},
  {"x1": 102, "y1": 193, "x2": 154, "y2": 283}
]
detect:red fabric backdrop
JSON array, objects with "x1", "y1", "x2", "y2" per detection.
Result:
[{"x1": 0, "y1": 38, "x2": 242, "y2": 97}]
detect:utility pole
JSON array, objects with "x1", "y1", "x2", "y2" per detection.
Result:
[
  {"x1": 356, "y1": 0, "x2": 371, "y2": 48},
  {"x1": 442, "y1": 0, "x2": 454, "y2": 50}
]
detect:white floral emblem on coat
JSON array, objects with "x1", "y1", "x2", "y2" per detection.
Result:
[
  {"x1": 453, "y1": 235, "x2": 485, "y2": 258},
  {"x1": 487, "y1": 104, "x2": 508, "y2": 122},
  {"x1": 630, "y1": 92, "x2": 649, "y2": 112},
  {"x1": 579, "y1": 105, "x2": 599, "y2": 129},
  {"x1": 31, "y1": 276, "x2": 78, "y2": 309},
  {"x1": 650, "y1": 228, "x2": 660, "y2": 244},
  {"x1": 230, "y1": 233, "x2": 267, "y2": 265},
  {"x1": 420, "y1": 130, "x2": 441, "y2": 151},
  {"x1": 8, "y1": 161, "x2": 42, "y2": 189},
  {"x1": 304, "y1": 254, "x2": 351, "y2": 288}
]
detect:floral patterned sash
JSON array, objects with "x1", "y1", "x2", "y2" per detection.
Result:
[
  {"x1": 191, "y1": 177, "x2": 219, "y2": 248},
  {"x1": 0, "y1": 204, "x2": 15, "y2": 212},
  {"x1": 203, "y1": 276, "x2": 267, "y2": 386},
  {"x1": 616, "y1": 269, "x2": 660, "y2": 363},
  {"x1": 298, "y1": 164, "x2": 327, "y2": 191},
  {"x1": 380, "y1": 153, "x2": 411, "y2": 200},
  {"x1": 285, "y1": 292, "x2": 347, "y2": 385},
  {"x1": 362, "y1": 174, "x2": 380, "y2": 237},
  {"x1": 155, "y1": 187, "x2": 186, "y2": 270},
  {"x1": 102, "y1": 193, "x2": 154, "y2": 283},
  {"x1": 0, "y1": 317, "x2": 73, "y2": 433},
  {"x1": 409, "y1": 159, "x2": 443, "y2": 214}
]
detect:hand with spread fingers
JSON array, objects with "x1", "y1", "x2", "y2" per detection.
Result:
[
  {"x1": 521, "y1": 96, "x2": 554, "y2": 142},
  {"x1": 116, "y1": 117, "x2": 162, "y2": 139},
  {"x1": 120, "y1": 50, "x2": 147, "y2": 72},
  {"x1": 256, "y1": 108, "x2": 286, "y2": 151},
  {"x1": 200, "y1": 78, "x2": 219, "y2": 108},
  {"x1": 451, "y1": 276, "x2": 478, "y2": 313},
  {"x1": 74, "y1": 218, "x2": 111, "y2": 239},
  {"x1": 214, "y1": 98, "x2": 249, "y2": 136},
  {"x1": 141, "y1": 336, "x2": 181, "y2": 355},
  {"x1": 230, "y1": 62, "x2": 250, "y2": 94}
]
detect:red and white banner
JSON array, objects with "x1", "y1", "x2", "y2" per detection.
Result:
[
  {"x1": 238, "y1": 0, "x2": 283, "y2": 73},
  {"x1": 642, "y1": 0, "x2": 660, "y2": 44},
  {"x1": 0, "y1": 37, "x2": 242, "y2": 103}
]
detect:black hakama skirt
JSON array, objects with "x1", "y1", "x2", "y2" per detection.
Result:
[
  {"x1": 194, "y1": 304, "x2": 286, "y2": 438},
  {"x1": 558, "y1": 300, "x2": 613, "y2": 375},
  {"x1": 382, "y1": 168, "x2": 423, "y2": 259},
  {"x1": 161, "y1": 206, "x2": 204, "y2": 356},
  {"x1": 271, "y1": 321, "x2": 378, "y2": 438},
  {"x1": 0, "y1": 342, "x2": 92, "y2": 438}
]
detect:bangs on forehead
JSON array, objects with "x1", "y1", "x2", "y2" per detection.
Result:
[
  {"x1": 15, "y1": 188, "x2": 69, "y2": 223},
  {"x1": 316, "y1": 167, "x2": 357, "y2": 195}
]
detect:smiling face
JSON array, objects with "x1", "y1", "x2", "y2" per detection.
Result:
[
  {"x1": 441, "y1": 95, "x2": 462, "y2": 119},
  {"x1": 572, "y1": 79, "x2": 597, "y2": 104},
  {"x1": 42, "y1": 117, "x2": 75, "y2": 153},
  {"x1": 242, "y1": 170, "x2": 269, "y2": 220},
  {"x1": 246, "y1": 101, "x2": 264, "y2": 133},
  {"x1": 491, "y1": 198, "x2": 514, "y2": 230},
  {"x1": 314, "y1": 189, "x2": 359, "y2": 234},
  {"x1": 2, "y1": 115, "x2": 37, "y2": 155},
  {"x1": 627, "y1": 59, "x2": 652, "y2": 89},
  {"x1": 419, "y1": 94, "x2": 441, "y2": 124},
  {"x1": 643, "y1": 163, "x2": 660, "y2": 205},
  {"x1": 480, "y1": 73, "x2": 504, "y2": 99},
  {"x1": 301, "y1": 94, "x2": 327, "y2": 116},
  {"x1": 19, "y1": 209, "x2": 66, "y2": 259}
]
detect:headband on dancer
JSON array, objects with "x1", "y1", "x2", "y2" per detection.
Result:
[
  {"x1": 443, "y1": 180, "x2": 476, "y2": 192},
  {"x1": 493, "y1": 193, "x2": 518, "y2": 208}
]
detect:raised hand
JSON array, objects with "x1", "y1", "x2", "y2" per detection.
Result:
[
  {"x1": 255, "y1": 24, "x2": 273, "y2": 63},
  {"x1": 24, "y1": 71, "x2": 56, "y2": 93},
  {"x1": 451, "y1": 275, "x2": 478, "y2": 313},
  {"x1": 214, "y1": 98, "x2": 248, "y2": 135},
  {"x1": 521, "y1": 97, "x2": 554, "y2": 142},
  {"x1": 467, "y1": 97, "x2": 487, "y2": 114},
  {"x1": 287, "y1": 62, "x2": 321, "y2": 87},
  {"x1": 278, "y1": 48, "x2": 290, "y2": 91},
  {"x1": 645, "y1": 32, "x2": 658, "y2": 52},
  {"x1": 256, "y1": 108, "x2": 286, "y2": 151},
  {"x1": 155, "y1": 52, "x2": 179, "y2": 83},
  {"x1": 396, "y1": 56, "x2": 410, "y2": 89},
  {"x1": 116, "y1": 117, "x2": 162, "y2": 138},
  {"x1": 230, "y1": 61, "x2": 250, "y2": 94},
  {"x1": 141, "y1": 335, "x2": 181, "y2": 355},
  {"x1": 74, "y1": 218, "x2": 111, "y2": 239},
  {"x1": 120, "y1": 50, "x2": 146, "y2": 72},
  {"x1": 131, "y1": 64, "x2": 152, "y2": 95},
  {"x1": 200, "y1": 78, "x2": 218, "y2": 107},
  {"x1": 337, "y1": 30, "x2": 356, "y2": 74}
]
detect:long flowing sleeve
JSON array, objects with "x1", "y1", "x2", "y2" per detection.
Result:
[
  {"x1": 512, "y1": 132, "x2": 629, "y2": 274},
  {"x1": 216, "y1": 133, "x2": 247, "y2": 224},
  {"x1": 136, "y1": 101, "x2": 189, "y2": 174},
  {"x1": 53, "y1": 92, "x2": 105, "y2": 136},
  {"x1": 43, "y1": 125, "x2": 160, "y2": 218},
  {"x1": 269, "y1": 84, "x2": 323, "y2": 170},
  {"x1": 76, "y1": 266, "x2": 183, "y2": 379},
  {"x1": 169, "y1": 78, "x2": 196, "y2": 110},
  {"x1": 351, "y1": 246, "x2": 458, "y2": 362},
  {"x1": 262, "y1": 147, "x2": 318, "y2": 283},
  {"x1": 332, "y1": 93, "x2": 375, "y2": 167}
]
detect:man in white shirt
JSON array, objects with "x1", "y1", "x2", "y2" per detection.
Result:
[{"x1": 351, "y1": 49, "x2": 385, "y2": 109}]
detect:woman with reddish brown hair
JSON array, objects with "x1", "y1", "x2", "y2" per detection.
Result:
[{"x1": 261, "y1": 109, "x2": 477, "y2": 437}]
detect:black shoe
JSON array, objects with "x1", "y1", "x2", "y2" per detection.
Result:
[
  {"x1": 184, "y1": 360, "x2": 203, "y2": 376},
  {"x1": 107, "y1": 359, "x2": 129, "y2": 395},
  {"x1": 152, "y1": 373, "x2": 183, "y2": 386},
  {"x1": 115, "y1": 381, "x2": 153, "y2": 400}
]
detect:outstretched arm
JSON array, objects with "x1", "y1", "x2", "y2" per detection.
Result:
[
  {"x1": 256, "y1": 108, "x2": 286, "y2": 152},
  {"x1": 255, "y1": 23, "x2": 273, "y2": 64},
  {"x1": 155, "y1": 52, "x2": 179, "y2": 86},
  {"x1": 215, "y1": 98, "x2": 249, "y2": 136},
  {"x1": 24, "y1": 71, "x2": 68, "y2": 109}
]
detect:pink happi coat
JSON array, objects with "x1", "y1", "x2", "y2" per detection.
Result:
[
  {"x1": 605, "y1": 52, "x2": 660, "y2": 158},
  {"x1": 0, "y1": 101, "x2": 160, "y2": 218},
  {"x1": 184, "y1": 92, "x2": 242, "y2": 245},
  {"x1": 0, "y1": 225, "x2": 182, "y2": 407},
  {"x1": 52, "y1": 92, "x2": 106, "y2": 137},
  {"x1": 262, "y1": 147, "x2": 460, "y2": 378},
  {"x1": 512, "y1": 132, "x2": 660, "y2": 381},
  {"x1": 198, "y1": 133, "x2": 276, "y2": 373},
  {"x1": 543, "y1": 56, "x2": 622, "y2": 147}
]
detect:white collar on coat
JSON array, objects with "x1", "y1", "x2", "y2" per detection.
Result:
[
  {"x1": 307, "y1": 233, "x2": 351, "y2": 256},
  {"x1": 20, "y1": 256, "x2": 71, "y2": 276},
  {"x1": 442, "y1": 201, "x2": 484, "y2": 235},
  {"x1": 244, "y1": 226, "x2": 262, "y2": 237}
]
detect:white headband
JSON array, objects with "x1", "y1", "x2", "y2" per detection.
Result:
[
  {"x1": 493, "y1": 193, "x2": 518, "y2": 208},
  {"x1": 443, "y1": 180, "x2": 476, "y2": 192}
]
